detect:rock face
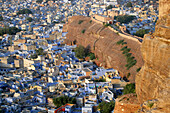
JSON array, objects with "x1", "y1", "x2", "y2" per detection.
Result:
[
  {"x1": 114, "y1": 94, "x2": 140, "y2": 113},
  {"x1": 63, "y1": 16, "x2": 143, "y2": 82},
  {"x1": 136, "y1": 0, "x2": 170, "y2": 112}
]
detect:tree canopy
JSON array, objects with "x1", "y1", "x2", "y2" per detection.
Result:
[
  {"x1": 123, "y1": 83, "x2": 136, "y2": 95},
  {"x1": 53, "y1": 96, "x2": 76, "y2": 107},
  {"x1": 98, "y1": 101, "x2": 115, "y2": 113},
  {"x1": 106, "y1": 5, "x2": 113, "y2": 10},
  {"x1": 36, "y1": 0, "x2": 43, "y2": 3},
  {"x1": 126, "y1": 2, "x2": 132, "y2": 7},
  {"x1": 134, "y1": 29, "x2": 150, "y2": 38},
  {"x1": 26, "y1": 17, "x2": 33, "y2": 22},
  {"x1": 17, "y1": 9, "x2": 32, "y2": 15},
  {"x1": 0, "y1": 16, "x2": 3, "y2": 21},
  {"x1": 74, "y1": 45, "x2": 95, "y2": 60},
  {"x1": 35, "y1": 48, "x2": 46, "y2": 56},
  {"x1": 75, "y1": 45, "x2": 86, "y2": 59},
  {"x1": 114, "y1": 15, "x2": 136, "y2": 24},
  {"x1": 0, "y1": 27, "x2": 21, "y2": 36}
]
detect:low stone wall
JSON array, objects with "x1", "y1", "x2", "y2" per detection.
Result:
[{"x1": 91, "y1": 16, "x2": 142, "y2": 44}]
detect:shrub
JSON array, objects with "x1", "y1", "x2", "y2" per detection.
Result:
[
  {"x1": 121, "y1": 42, "x2": 127, "y2": 45},
  {"x1": 123, "y1": 83, "x2": 135, "y2": 95},
  {"x1": 127, "y1": 73, "x2": 131, "y2": 78},
  {"x1": 82, "y1": 29, "x2": 86, "y2": 33},
  {"x1": 98, "y1": 101, "x2": 115, "y2": 113},
  {"x1": 122, "y1": 48, "x2": 131, "y2": 54},
  {"x1": 136, "y1": 67, "x2": 141, "y2": 72},
  {"x1": 88, "y1": 53, "x2": 95, "y2": 60},
  {"x1": 127, "y1": 56, "x2": 135, "y2": 63},
  {"x1": 78, "y1": 20, "x2": 84, "y2": 24},
  {"x1": 116, "y1": 32, "x2": 119, "y2": 35},
  {"x1": 104, "y1": 23, "x2": 110, "y2": 27},
  {"x1": 126, "y1": 60, "x2": 137, "y2": 70},
  {"x1": 121, "y1": 46, "x2": 127, "y2": 51},
  {"x1": 147, "y1": 102, "x2": 154, "y2": 108},
  {"x1": 125, "y1": 53, "x2": 132, "y2": 57},
  {"x1": 117, "y1": 40, "x2": 124, "y2": 45}
]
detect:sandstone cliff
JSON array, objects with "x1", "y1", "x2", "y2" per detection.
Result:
[
  {"x1": 63, "y1": 16, "x2": 144, "y2": 82},
  {"x1": 136, "y1": 0, "x2": 170, "y2": 112}
]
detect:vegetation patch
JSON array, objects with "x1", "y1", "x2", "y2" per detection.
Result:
[
  {"x1": 123, "y1": 83, "x2": 136, "y2": 95},
  {"x1": 118, "y1": 42, "x2": 137, "y2": 70},
  {"x1": 78, "y1": 20, "x2": 84, "y2": 24},
  {"x1": 98, "y1": 101, "x2": 115, "y2": 113},
  {"x1": 147, "y1": 102, "x2": 154, "y2": 108},
  {"x1": 114, "y1": 15, "x2": 136, "y2": 24},
  {"x1": 94, "y1": 79, "x2": 106, "y2": 82},
  {"x1": 127, "y1": 73, "x2": 131, "y2": 78},
  {"x1": 88, "y1": 53, "x2": 96, "y2": 60},
  {"x1": 134, "y1": 29, "x2": 150, "y2": 38},
  {"x1": 0, "y1": 27, "x2": 21, "y2": 36},
  {"x1": 74, "y1": 45, "x2": 95, "y2": 60},
  {"x1": 90, "y1": 20, "x2": 92, "y2": 23},
  {"x1": 82, "y1": 29, "x2": 86, "y2": 33},
  {"x1": 53, "y1": 96, "x2": 76, "y2": 107},
  {"x1": 17, "y1": 9, "x2": 32, "y2": 15},
  {"x1": 136, "y1": 67, "x2": 141, "y2": 72},
  {"x1": 30, "y1": 48, "x2": 46, "y2": 59},
  {"x1": 117, "y1": 39, "x2": 124, "y2": 45},
  {"x1": 26, "y1": 17, "x2": 33, "y2": 22},
  {"x1": 0, "y1": 16, "x2": 3, "y2": 21}
]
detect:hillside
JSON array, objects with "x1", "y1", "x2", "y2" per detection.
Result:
[{"x1": 63, "y1": 16, "x2": 144, "y2": 82}]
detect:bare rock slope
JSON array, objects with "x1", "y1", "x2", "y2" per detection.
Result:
[{"x1": 63, "y1": 16, "x2": 143, "y2": 82}]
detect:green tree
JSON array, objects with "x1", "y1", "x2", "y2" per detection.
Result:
[
  {"x1": 88, "y1": 53, "x2": 95, "y2": 60},
  {"x1": 117, "y1": 39, "x2": 124, "y2": 45},
  {"x1": 36, "y1": 0, "x2": 43, "y2": 3},
  {"x1": 35, "y1": 48, "x2": 46, "y2": 55},
  {"x1": 17, "y1": 9, "x2": 32, "y2": 15},
  {"x1": 106, "y1": 5, "x2": 113, "y2": 10},
  {"x1": 26, "y1": 17, "x2": 33, "y2": 22},
  {"x1": 78, "y1": 20, "x2": 84, "y2": 24},
  {"x1": 136, "y1": 67, "x2": 141, "y2": 72},
  {"x1": 75, "y1": 45, "x2": 86, "y2": 59},
  {"x1": 114, "y1": 15, "x2": 136, "y2": 24},
  {"x1": 123, "y1": 83, "x2": 135, "y2": 95},
  {"x1": 98, "y1": 101, "x2": 115, "y2": 113},
  {"x1": 53, "y1": 96, "x2": 76, "y2": 107},
  {"x1": 82, "y1": 29, "x2": 86, "y2": 33},
  {"x1": 126, "y1": 2, "x2": 132, "y2": 7},
  {"x1": 0, "y1": 27, "x2": 21, "y2": 36},
  {"x1": 134, "y1": 29, "x2": 150, "y2": 38},
  {"x1": 0, "y1": 16, "x2": 3, "y2": 21}
]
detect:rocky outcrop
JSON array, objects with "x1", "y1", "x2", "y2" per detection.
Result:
[
  {"x1": 136, "y1": 0, "x2": 170, "y2": 112},
  {"x1": 114, "y1": 94, "x2": 140, "y2": 113},
  {"x1": 63, "y1": 16, "x2": 144, "y2": 83}
]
